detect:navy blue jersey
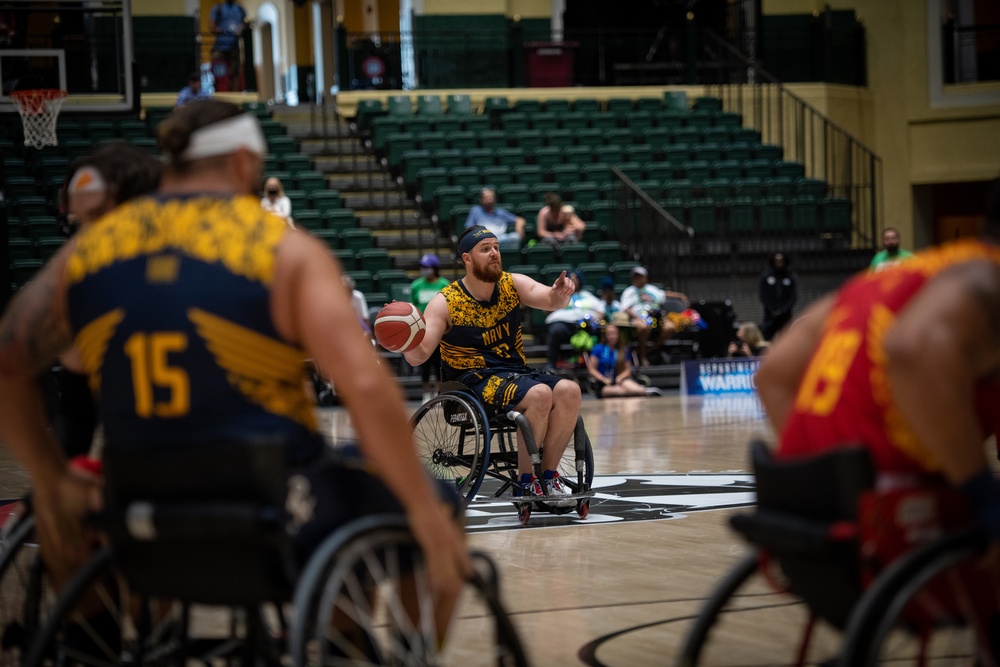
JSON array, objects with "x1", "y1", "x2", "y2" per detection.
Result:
[
  {"x1": 65, "y1": 194, "x2": 322, "y2": 464},
  {"x1": 439, "y1": 272, "x2": 526, "y2": 380}
]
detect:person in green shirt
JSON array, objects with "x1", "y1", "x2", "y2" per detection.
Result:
[
  {"x1": 410, "y1": 254, "x2": 451, "y2": 401},
  {"x1": 870, "y1": 227, "x2": 914, "y2": 270}
]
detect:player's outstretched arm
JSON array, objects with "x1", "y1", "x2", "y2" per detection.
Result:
[
  {"x1": 512, "y1": 270, "x2": 573, "y2": 311},
  {"x1": 274, "y1": 233, "x2": 470, "y2": 595},
  {"x1": 755, "y1": 294, "x2": 835, "y2": 437},
  {"x1": 403, "y1": 293, "x2": 448, "y2": 367}
]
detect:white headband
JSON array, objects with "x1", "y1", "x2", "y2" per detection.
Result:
[
  {"x1": 178, "y1": 113, "x2": 267, "y2": 162},
  {"x1": 67, "y1": 166, "x2": 108, "y2": 194}
]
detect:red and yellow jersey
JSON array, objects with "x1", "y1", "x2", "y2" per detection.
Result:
[{"x1": 779, "y1": 239, "x2": 1000, "y2": 474}]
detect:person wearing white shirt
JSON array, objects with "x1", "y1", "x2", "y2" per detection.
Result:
[
  {"x1": 544, "y1": 272, "x2": 604, "y2": 369},
  {"x1": 260, "y1": 176, "x2": 294, "y2": 227},
  {"x1": 619, "y1": 266, "x2": 689, "y2": 366}
]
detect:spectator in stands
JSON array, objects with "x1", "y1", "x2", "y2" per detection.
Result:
[
  {"x1": 208, "y1": 0, "x2": 247, "y2": 92},
  {"x1": 870, "y1": 227, "x2": 914, "y2": 271},
  {"x1": 586, "y1": 323, "x2": 651, "y2": 398},
  {"x1": 728, "y1": 322, "x2": 769, "y2": 358},
  {"x1": 410, "y1": 253, "x2": 450, "y2": 402},
  {"x1": 598, "y1": 275, "x2": 622, "y2": 321},
  {"x1": 536, "y1": 193, "x2": 586, "y2": 247},
  {"x1": 544, "y1": 271, "x2": 604, "y2": 371},
  {"x1": 620, "y1": 266, "x2": 688, "y2": 366},
  {"x1": 175, "y1": 72, "x2": 211, "y2": 107},
  {"x1": 759, "y1": 252, "x2": 797, "y2": 340},
  {"x1": 260, "y1": 176, "x2": 293, "y2": 227},
  {"x1": 464, "y1": 188, "x2": 525, "y2": 247},
  {"x1": 343, "y1": 274, "x2": 372, "y2": 338}
]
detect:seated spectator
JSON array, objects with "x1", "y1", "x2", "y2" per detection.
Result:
[
  {"x1": 544, "y1": 271, "x2": 604, "y2": 371},
  {"x1": 465, "y1": 187, "x2": 525, "y2": 247},
  {"x1": 728, "y1": 322, "x2": 769, "y2": 358},
  {"x1": 537, "y1": 192, "x2": 586, "y2": 247},
  {"x1": 260, "y1": 176, "x2": 294, "y2": 226},
  {"x1": 586, "y1": 324, "x2": 651, "y2": 398},
  {"x1": 598, "y1": 275, "x2": 622, "y2": 321},
  {"x1": 619, "y1": 266, "x2": 690, "y2": 366},
  {"x1": 342, "y1": 274, "x2": 372, "y2": 338},
  {"x1": 176, "y1": 72, "x2": 212, "y2": 107}
]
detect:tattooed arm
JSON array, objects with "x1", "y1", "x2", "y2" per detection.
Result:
[{"x1": 0, "y1": 245, "x2": 100, "y2": 565}]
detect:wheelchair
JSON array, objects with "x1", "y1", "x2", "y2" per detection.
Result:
[
  {"x1": 411, "y1": 381, "x2": 595, "y2": 525},
  {"x1": 17, "y1": 440, "x2": 527, "y2": 666},
  {"x1": 0, "y1": 497, "x2": 53, "y2": 667},
  {"x1": 677, "y1": 440, "x2": 1000, "y2": 667}
]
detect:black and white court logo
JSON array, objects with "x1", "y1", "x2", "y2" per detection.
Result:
[{"x1": 466, "y1": 474, "x2": 755, "y2": 532}]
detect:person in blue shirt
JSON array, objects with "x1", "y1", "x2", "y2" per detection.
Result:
[
  {"x1": 176, "y1": 73, "x2": 212, "y2": 107},
  {"x1": 464, "y1": 188, "x2": 525, "y2": 248},
  {"x1": 586, "y1": 324, "x2": 650, "y2": 398},
  {"x1": 209, "y1": 0, "x2": 247, "y2": 91}
]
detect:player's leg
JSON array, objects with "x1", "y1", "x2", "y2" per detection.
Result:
[{"x1": 539, "y1": 378, "x2": 581, "y2": 471}]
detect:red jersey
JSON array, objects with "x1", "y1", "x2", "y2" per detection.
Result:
[{"x1": 779, "y1": 239, "x2": 1000, "y2": 474}]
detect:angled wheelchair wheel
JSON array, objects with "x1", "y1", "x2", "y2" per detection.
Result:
[
  {"x1": 535, "y1": 419, "x2": 595, "y2": 516},
  {"x1": 411, "y1": 392, "x2": 490, "y2": 503},
  {"x1": 840, "y1": 530, "x2": 995, "y2": 666},
  {"x1": 291, "y1": 515, "x2": 528, "y2": 667},
  {"x1": 0, "y1": 501, "x2": 55, "y2": 667},
  {"x1": 675, "y1": 548, "x2": 848, "y2": 667}
]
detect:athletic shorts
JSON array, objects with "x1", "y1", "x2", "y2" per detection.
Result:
[
  {"x1": 454, "y1": 369, "x2": 563, "y2": 415},
  {"x1": 287, "y1": 445, "x2": 461, "y2": 563}
]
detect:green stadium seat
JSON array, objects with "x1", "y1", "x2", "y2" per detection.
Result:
[
  {"x1": 35, "y1": 236, "x2": 65, "y2": 261},
  {"x1": 522, "y1": 244, "x2": 557, "y2": 268},
  {"x1": 310, "y1": 228, "x2": 338, "y2": 250},
  {"x1": 495, "y1": 147, "x2": 526, "y2": 167},
  {"x1": 17, "y1": 197, "x2": 50, "y2": 219},
  {"x1": 559, "y1": 112, "x2": 588, "y2": 131},
  {"x1": 530, "y1": 182, "x2": 555, "y2": 202},
  {"x1": 465, "y1": 147, "x2": 495, "y2": 168},
  {"x1": 546, "y1": 129, "x2": 575, "y2": 150},
  {"x1": 663, "y1": 91, "x2": 687, "y2": 112},
  {"x1": 498, "y1": 183, "x2": 530, "y2": 207},
  {"x1": 541, "y1": 263, "x2": 573, "y2": 283},
  {"x1": 481, "y1": 165, "x2": 512, "y2": 188},
  {"x1": 731, "y1": 127, "x2": 762, "y2": 145},
  {"x1": 687, "y1": 110, "x2": 714, "y2": 129},
  {"x1": 282, "y1": 154, "x2": 312, "y2": 174},
  {"x1": 353, "y1": 99, "x2": 384, "y2": 131},
  {"x1": 758, "y1": 197, "x2": 788, "y2": 233},
  {"x1": 418, "y1": 131, "x2": 448, "y2": 152},
  {"x1": 311, "y1": 190, "x2": 342, "y2": 215},
  {"x1": 285, "y1": 190, "x2": 308, "y2": 214},
  {"x1": 331, "y1": 247, "x2": 355, "y2": 268},
  {"x1": 8, "y1": 237, "x2": 35, "y2": 261},
  {"x1": 687, "y1": 199, "x2": 717, "y2": 235},
  {"x1": 663, "y1": 144, "x2": 692, "y2": 165},
  {"x1": 341, "y1": 229, "x2": 374, "y2": 252},
  {"x1": 664, "y1": 179, "x2": 694, "y2": 202},
  {"x1": 628, "y1": 145, "x2": 654, "y2": 166},
  {"x1": 501, "y1": 112, "x2": 530, "y2": 133},
  {"x1": 446, "y1": 94, "x2": 473, "y2": 115},
  {"x1": 462, "y1": 116, "x2": 490, "y2": 133},
  {"x1": 756, "y1": 144, "x2": 785, "y2": 162},
  {"x1": 401, "y1": 149, "x2": 432, "y2": 186},
  {"x1": 417, "y1": 94, "x2": 443, "y2": 115},
  {"x1": 661, "y1": 198, "x2": 685, "y2": 226},
  {"x1": 611, "y1": 261, "x2": 640, "y2": 284},
  {"x1": 345, "y1": 269, "x2": 374, "y2": 293},
  {"x1": 693, "y1": 96, "x2": 723, "y2": 112},
  {"x1": 703, "y1": 178, "x2": 733, "y2": 201},
  {"x1": 11, "y1": 259, "x2": 43, "y2": 287},
  {"x1": 387, "y1": 95, "x2": 413, "y2": 116},
  {"x1": 743, "y1": 159, "x2": 774, "y2": 181},
  {"x1": 558, "y1": 242, "x2": 589, "y2": 267},
  {"x1": 371, "y1": 118, "x2": 400, "y2": 152},
  {"x1": 726, "y1": 197, "x2": 756, "y2": 235},
  {"x1": 563, "y1": 146, "x2": 592, "y2": 165},
  {"x1": 507, "y1": 264, "x2": 542, "y2": 282},
  {"x1": 294, "y1": 210, "x2": 322, "y2": 230},
  {"x1": 594, "y1": 145, "x2": 625, "y2": 165},
  {"x1": 575, "y1": 262, "x2": 610, "y2": 289},
  {"x1": 516, "y1": 202, "x2": 539, "y2": 220},
  {"x1": 433, "y1": 117, "x2": 461, "y2": 135},
  {"x1": 432, "y1": 148, "x2": 464, "y2": 171},
  {"x1": 325, "y1": 209, "x2": 356, "y2": 232},
  {"x1": 581, "y1": 163, "x2": 612, "y2": 185},
  {"x1": 385, "y1": 132, "x2": 417, "y2": 167},
  {"x1": 267, "y1": 136, "x2": 297, "y2": 155},
  {"x1": 775, "y1": 161, "x2": 806, "y2": 180},
  {"x1": 655, "y1": 111, "x2": 685, "y2": 131},
  {"x1": 645, "y1": 162, "x2": 675, "y2": 183},
  {"x1": 616, "y1": 162, "x2": 644, "y2": 182},
  {"x1": 296, "y1": 171, "x2": 326, "y2": 194},
  {"x1": 764, "y1": 177, "x2": 796, "y2": 199},
  {"x1": 389, "y1": 283, "x2": 412, "y2": 303},
  {"x1": 357, "y1": 248, "x2": 393, "y2": 273},
  {"x1": 702, "y1": 127, "x2": 731, "y2": 145},
  {"x1": 789, "y1": 197, "x2": 820, "y2": 233},
  {"x1": 5, "y1": 176, "x2": 37, "y2": 199},
  {"x1": 478, "y1": 130, "x2": 507, "y2": 151},
  {"x1": 822, "y1": 197, "x2": 852, "y2": 235},
  {"x1": 716, "y1": 111, "x2": 743, "y2": 128},
  {"x1": 451, "y1": 205, "x2": 474, "y2": 234},
  {"x1": 575, "y1": 128, "x2": 603, "y2": 147},
  {"x1": 568, "y1": 182, "x2": 600, "y2": 209},
  {"x1": 531, "y1": 112, "x2": 559, "y2": 131},
  {"x1": 590, "y1": 241, "x2": 623, "y2": 266},
  {"x1": 544, "y1": 99, "x2": 571, "y2": 114},
  {"x1": 417, "y1": 167, "x2": 448, "y2": 205},
  {"x1": 713, "y1": 160, "x2": 742, "y2": 181},
  {"x1": 484, "y1": 96, "x2": 511, "y2": 117},
  {"x1": 733, "y1": 177, "x2": 764, "y2": 201},
  {"x1": 797, "y1": 177, "x2": 828, "y2": 199},
  {"x1": 513, "y1": 165, "x2": 544, "y2": 186},
  {"x1": 681, "y1": 160, "x2": 711, "y2": 184},
  {"x1": 722, "y1": 143, "x2": 753, "y2": 164},
  {"x1": 375, "y1": 269, "x2": 410, "y2": 292},
  {"x1": 513, "y1": 99, "x2": 542, "y2": 114},
  {"x1": 572, "y1": 99, "x2": 599, "y2": 113},
  {"x1": 547, "y1": 164, "x2": 579, "y2": 191},
  {"x1": 589, "y1": 113, "x2": 618, "y2": 131},
  {"x1": 533, "y1": 146, "x2": 562, "y2": 170},
  {"x1": 118, "y1": 120, "x2": 149, "y2": 140},
  {"x1": 449, "y1": 166, "x2": 481, "y2": 190},
  {"x1": 434, "y1": 185, "x2": 466, "y2": 222},
  {"x1": 693, "y1": 143, "x2": 723, "y2": 163},
  {"x1": 448, "y1": 131, "x2": 477, "y2": 152},
  {"x1": 512, "y1": 129, "x2": 543, "y2": 148}
]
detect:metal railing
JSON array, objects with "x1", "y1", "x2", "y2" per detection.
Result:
[
  {"x1": 613, "y1": 167, "x2": 693, "y2": 290},
  {"x1": 700, "y1": 30, "x2": 882, "y2": 249}
]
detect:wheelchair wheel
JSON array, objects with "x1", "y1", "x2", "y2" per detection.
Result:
[
  {"x1": 411, "y1": 392, "x2": 490, "y2": 503},
  {"x1": 840, "y1": 531, "x2": 995, "y2": 666},
  {"x1": 676, "y1": 549, "x2": 846, "y2": 666},
  {"x1": 291, "y1": 515, "x2": 528, "y2": 667},
  {"x1": 0, "y1": 502, "x2": 56, "y2": 667}
]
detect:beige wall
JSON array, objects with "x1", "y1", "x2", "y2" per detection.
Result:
[
  {"x1": 420, "y1": 0, "x2": 549, "y2": 18},
  {"x1": 763, "y1": 0, "x2": 1000, "y2": 248}
]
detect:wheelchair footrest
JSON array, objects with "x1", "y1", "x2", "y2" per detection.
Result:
[{"x1": 510, "y1": 490, "x2": 594, "y2": 504}]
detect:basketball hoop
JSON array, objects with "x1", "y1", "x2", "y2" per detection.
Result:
[{"x1": 10, "y1": 89, "x2": 68, "y2": 149}]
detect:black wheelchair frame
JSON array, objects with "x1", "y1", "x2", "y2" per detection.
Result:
[
  {"x1": 677, "y1": 440, "x2": 999, "y2": 667},
  {"x1": 8, "y1": 440, "x2": 528, "y2": 667},
  {"x1": 411, "y1": 381, "x2": 595, "y2": 525}
]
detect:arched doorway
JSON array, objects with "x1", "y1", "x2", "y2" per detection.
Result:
[{"x1": 255, "y1": 3, "x2": 282, "y2": 102}]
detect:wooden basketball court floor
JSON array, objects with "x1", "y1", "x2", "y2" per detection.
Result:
[{"x1": 0, "y1": 391, "x2": 856, "y2": 666}]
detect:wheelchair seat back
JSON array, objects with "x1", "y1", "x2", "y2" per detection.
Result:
[
  {"x1": 731, "y1": 440, "x2": 876, "y2": 629},
  {"x1": 100, "y1": 438, "x2": 296, "y2": 605}
]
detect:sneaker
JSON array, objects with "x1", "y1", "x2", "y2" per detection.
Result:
[{"x1": 543, "y1": 472, "x2": 576, "y2": 507}]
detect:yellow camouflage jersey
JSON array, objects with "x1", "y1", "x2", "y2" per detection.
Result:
[
  {"x1": 64, "y1": 194, "x2": 323, "y2": 465},
  {"x1": 439, "y1": 272, "x2": 527, "y2": 380}
]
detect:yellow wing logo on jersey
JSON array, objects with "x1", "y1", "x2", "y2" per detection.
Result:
[
  {"x1": 73, "y1": 308, "x2": 125, "y2": 394},
  {"x1": 188, "y1": 308, "x2": 315, "y2": 429}
]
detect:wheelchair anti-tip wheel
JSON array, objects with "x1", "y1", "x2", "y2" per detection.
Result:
[
  {"x1": 411, "y1": 392, "x2": 490, "y2": 504},
  {"x1": 291, "y1": 515, "x2": 528, "y2": 667}
]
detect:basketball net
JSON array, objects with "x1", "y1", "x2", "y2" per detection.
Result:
[{"x1": 11, "y1": 89, "x2": 68, "y2": 149}]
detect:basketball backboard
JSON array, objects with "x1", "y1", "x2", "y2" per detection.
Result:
[{"x1": 0, "y1": 0, "x2": 135, "y2": 113}]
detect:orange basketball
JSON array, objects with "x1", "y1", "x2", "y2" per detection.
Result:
[{"x1": 373, "y1": 301, "x2": 426, "y2": 352}]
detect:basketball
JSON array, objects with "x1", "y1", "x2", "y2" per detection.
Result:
[{"x1": 373, "y1": 302, "x2": 426, "y2": 352}]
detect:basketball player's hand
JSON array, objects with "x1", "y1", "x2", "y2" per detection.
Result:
[
  {"x1": 408, "y1": 503, "x2": 472, "y2": 597},
  {"x1": 34, "y1": 471, "x2": 103, "y2": 582},
  {"x1": 552, "y1": 271, "x2": 574, "y2": 299}
]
